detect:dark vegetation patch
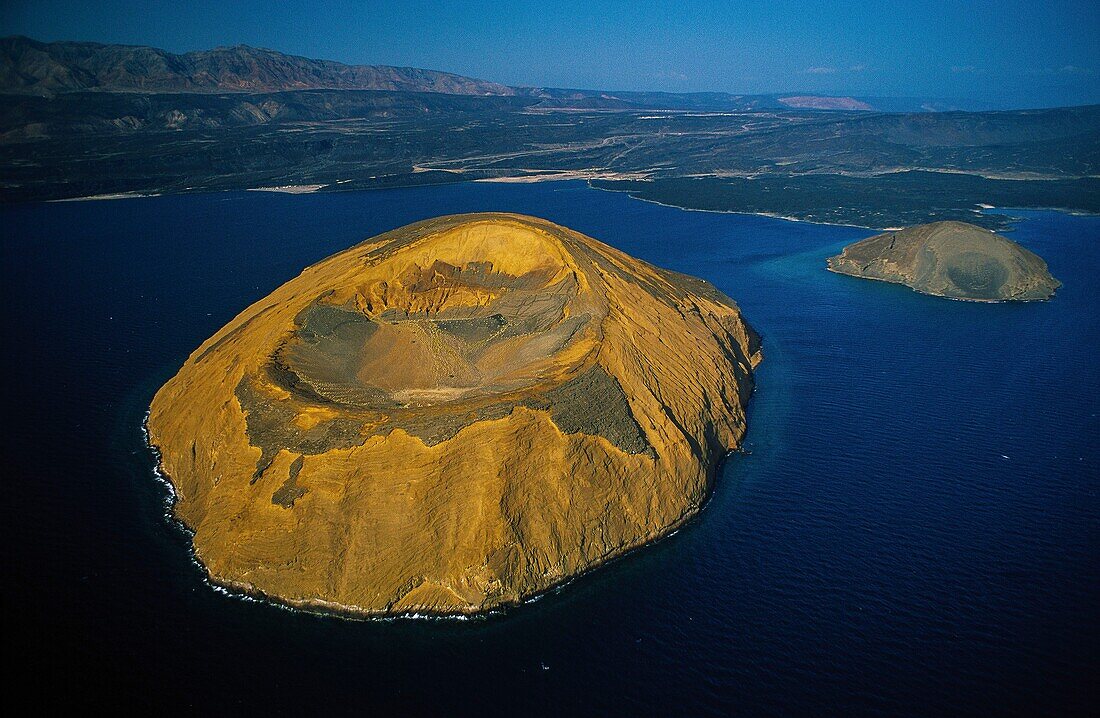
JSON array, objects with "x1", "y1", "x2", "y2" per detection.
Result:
[
  {"x1": 235, "y1": 377, "x2": 365, "y2": 482},
  {"x1": 537, "y1": 366, "x2": 650, "y2": 456},
  {"x1": 271, "y1": 455, "x2": 308, "y2": 508}
]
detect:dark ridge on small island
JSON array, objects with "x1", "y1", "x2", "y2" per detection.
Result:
[{"x1": 827, "y1": 221, "x2": 1061, "y2": 301}]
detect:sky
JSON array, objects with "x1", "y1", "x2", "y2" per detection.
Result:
[{"x1": 3, "y1": 0, "x2": 1098, "y2": 108}]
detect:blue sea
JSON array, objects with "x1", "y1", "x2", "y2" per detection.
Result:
[{"x1": 4, "y1": 182, "x2": 1097, "y2": 715}]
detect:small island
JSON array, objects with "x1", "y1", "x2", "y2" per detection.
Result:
[
  {"x1": 827, "y1": 221, "x2": 1061, "y2": 301},
  {"x1": 148, "y1": 213, "x2": 761, "y2": 616}
]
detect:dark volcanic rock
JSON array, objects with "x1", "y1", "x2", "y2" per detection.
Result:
[{"x1": 827, "y1": 221, "x2": 1061, "y2": 301}]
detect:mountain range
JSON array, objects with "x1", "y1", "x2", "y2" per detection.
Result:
[
  {"x1": 0, "y1": 35, "x2": 516, "y2": 96},
  {"x1": 1, "y1": 36, "x2": 980, "y2": 112}
]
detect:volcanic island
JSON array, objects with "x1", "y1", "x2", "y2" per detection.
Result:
[
  {"x1": 827, "y1": 221, "x2": 1060, "y2": 301},
  {"x1": 148, "y1": 213, "x2": 761, "y2": 616}
]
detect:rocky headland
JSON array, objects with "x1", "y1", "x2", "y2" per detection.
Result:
[{"x1": 827, "y1": 221, "x2": 1061, "y2": 301}]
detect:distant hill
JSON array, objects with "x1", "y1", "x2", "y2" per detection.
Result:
[
  {"x1": 777, "y1": 95, "x2": 874, "y2": 111},
  {"x1": 0, "y1": 36, "x2": 517, "y2": 96}
]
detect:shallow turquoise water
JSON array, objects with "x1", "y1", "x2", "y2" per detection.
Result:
[{"x1": 4, "y1": 183, "x2": 1097, "y2": 715}]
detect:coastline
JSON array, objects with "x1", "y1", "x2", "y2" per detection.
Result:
[
  {"x1": 475, "y1": 170, "x2": 650, "y2": 184},
  {"x1": 585, "y1": 180, "x2": 889, "y2": 230},
  {"x1": 246, "y1": 184, "x2": 328, "y2": 194},
  {"x1": 824, "y1": 265, "x2": 1057, "y2": 303},
  {"x1": 585, "y1": 181, "x2": 1100, "y2": 230},
  {"x1": 142, "y1": 396, "x2": 754, "y2": 622},
  {"x1": 19, "y1": 178, "x2": 1098, "y2": 229},
  {"x1": 50, "y1": 191, "x2": 162, "y2": 202}
]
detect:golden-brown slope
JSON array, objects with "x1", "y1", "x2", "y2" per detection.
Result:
[{"x1": 148, "y1": 213, "x2": 761, "y2": 616}]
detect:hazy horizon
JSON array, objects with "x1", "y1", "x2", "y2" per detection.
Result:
[{"x1": 3, "y1": 0, "x2": 1098, "y2": 110}]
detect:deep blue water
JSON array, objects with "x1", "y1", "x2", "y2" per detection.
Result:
[{"x1": 4, "y1": 183, "x2": 1097, "y2": 715}]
